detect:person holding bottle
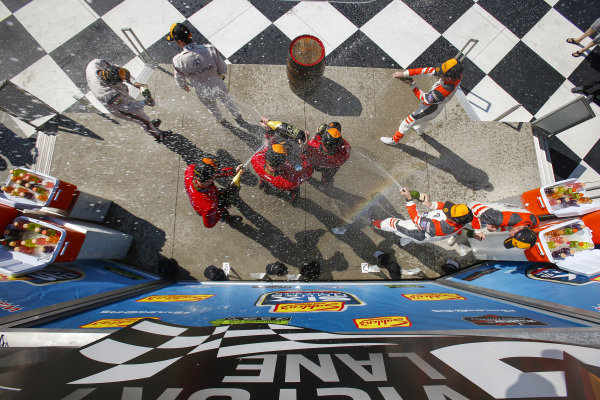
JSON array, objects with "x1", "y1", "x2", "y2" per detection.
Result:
[
  {"x1": 86, "y1": 59, "x2": 172, "y2": 142},
  {"x1": 184, "y1": 157, "x2": 244, "y2": 228},
  {"x1": 251, "y1": 141, "x2": 313, "y2": 203},
  {"x1": 305, "y1": 122, "x2": 351, "y2": 190},
  {"x1": 371, "y1": 188, "x2": 473, "y2": 246}
]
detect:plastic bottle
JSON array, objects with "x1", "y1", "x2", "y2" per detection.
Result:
[
  {"x1": 42, "y1": 245, "x2": 55, "y2": 254},
  {"x1": 547, "y1": 241, "x2": 557, "y2": 249},
  {"x1": 578, "y1": 197, "x2": 593, "y2": 204},
  {"x1": 563, "y1": 227, "x2": 576, "y2": 235},
  {"x1": 20, "y1": 239, "x2": 37, "y2": 248},
  {"x1": 566, "y1": 182, "x2": 584, "y2": 191},
  {"x1": 34, "y1": 237, "x2": 48, "y2": 246}
]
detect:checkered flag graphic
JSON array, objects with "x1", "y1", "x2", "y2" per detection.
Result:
[{"x1": 69, "y1": 318, "x2": 409, "y2": 384}]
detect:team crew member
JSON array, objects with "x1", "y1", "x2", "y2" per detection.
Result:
[
  {"x1": 470, "y1": 203, "x2": 539, "y2": 235},
  {"x1": 259, "y1": 116, "x2": 310, "y2": 169},
  {"x1": 372, "y1": 188, "x2": 473, "y2": 246},
  {"x1": 184, "y1": 158, "x2": 244, "y2": 228},
  {"x1": 86, "y1": 59, "x2": 172, "y2": 142},
  {"x1": 167, "y1": 23, "x2": 243, "y2": 123},
  {"x1": 381, "y1": 58, "x2": 463, "y2": 145},
  {"x1": 306, "y1": 122, "x2": 351, "y2": 189},
  {"x1": 251, "y1": 142, "x2": 313, "y2": 203}
]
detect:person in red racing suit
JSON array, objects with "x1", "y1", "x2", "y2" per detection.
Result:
[
  {"x1": 381, "y1": 58, "x2": 463, "y2": 145},
  {"x1": 184, "y1": 157, "x2": 244, "y2": 228},
  {"x1": 306, "y1": 122, "x2": 351, "y2": 189},
  {"x1": 372, "y1": 188, "x2": 473, "y2": 246},
  {"x1": 251, "y1": 142, "x2": 313, "y2": 203}
]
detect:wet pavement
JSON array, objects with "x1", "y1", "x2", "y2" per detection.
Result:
[{"x1": 0, "y1": 64, "x2": 541, "y2": 280}]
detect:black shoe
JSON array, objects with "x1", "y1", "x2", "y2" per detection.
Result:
[
  {"x1": 571, "y1": 86, "x2": 584, "y2": 94},
  {"x1": 151, "y1": 119, "x2": 161, "y2": 128}
]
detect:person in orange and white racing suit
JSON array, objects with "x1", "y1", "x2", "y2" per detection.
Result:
[
  {"x1": 468, "y1": 203, "x2": 540, "y2": 247},
  {"x1": 86, "y1": 59, "x2": 172, "y2": 142},
  {"x1": 371, "y1": 188, "x2": 473, "y2": 246},
  {"x1": 381, "y1": 58, "x2": 463, "y2": 145}
]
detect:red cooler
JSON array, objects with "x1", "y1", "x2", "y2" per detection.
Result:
[
  {"x1": 470, "y1": 218, "x2": 600, "y2": 276},
  {"x1": 520, "y1": 178, "x2": 600, "y2": 217},
  {"x1": 0, "y1": 167, "x2": 78, "y2": 210}
]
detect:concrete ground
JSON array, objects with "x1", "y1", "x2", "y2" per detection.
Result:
[{"x1": 2, "y1": 64, "x2": 541, "y2": 280}]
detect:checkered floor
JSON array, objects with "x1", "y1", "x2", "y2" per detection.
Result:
[{"x1": 0, "y1": 0, "x2": 599, "y2": 181}]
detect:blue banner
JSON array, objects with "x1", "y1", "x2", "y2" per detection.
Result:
[
  {"x1": 0, "y1": 260, "x2": 158, "y2": 316},
  {"x1": 38, "y1": 281, "x2": 590, "y2": 331},
  {"x1": 447, "y1": 261, "x2": 600, "y2": 315}
]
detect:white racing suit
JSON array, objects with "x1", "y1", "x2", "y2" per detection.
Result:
[
  {"x1": 374, "y1": 201, "x2": 464, "y2": 245},
  {"x1": 86, "y1": 59, "x2": 162, "y2": 139},
  {"x1": 398, "y1": 67, "x2": 461, "y2": 134},
  {"x1": 172, "y1": 43, "x2": 241, "y2": 121}
]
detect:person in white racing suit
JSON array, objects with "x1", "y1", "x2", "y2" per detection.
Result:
[
  {"x1": 167, "y1": 23, "x2": 243, "y2": 124},
  {"x1": 86, "y1": 59, "x2": 171, "y2": 142}
]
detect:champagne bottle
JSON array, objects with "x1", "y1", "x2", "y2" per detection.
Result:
[
  {"x1": 409, "y1": 190, "x2": 426, "y2": 202},
  {"x1": 34, "y1": 237, "x2": 48, "y2": 246},
  {"x1": 547, "y1": 241, "x2": 557, "y2": 249},
  {"x1": 42, "y1": 245, "x2": 55, "y2": 254},
  {"x1": 230, "y1": 169, "x2": 243, "y2": 187}
]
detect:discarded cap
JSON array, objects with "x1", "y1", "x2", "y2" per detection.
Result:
[
  {"x1": 441, "y1": 259, "x2": 459, "y2": 274},
  {"x1": 300, "y1": 261, "x2": 320, "y2": 280},
  {"x1": 204, "y1": 265, "x2": 226, "y2": 281},
  {"x1": 266, "y1": 261, "x2": 288, "y2": 276}
]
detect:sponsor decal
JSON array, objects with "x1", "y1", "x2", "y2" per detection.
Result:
[
  {"x1": 80, "y1": 317, "x2": 159, "y2": 328},
  {"x1": 273, "y1": 301, "x2": 345, "y2": 313},
  {"x1": 136, "y1": 294, "x2": 214, "y2": 302},
  {"x1": 463, "y1": 315, "x2": 547, "y2": 326},
  {"x1": 9, "y1": 319, "x2": 600, "y2": 399},
  {"x1": 386, "y1": 285, "x2": 426, "y2": 288},
  {"x1": 0, "y1": 265, "x2": 83, "y2": 285},
  {"x1": 256, "y1": 290, "x2": 364, "y2": 312},
  {"x1": 0, "y1": 299, "x2": 22, "y2": 313},
  {"x1": 402, "y1": 293, "x2": 466, "y2": 301},
  {"x1": 210, "y1": 317, "x2": 291, "y2": 326},
  {"x1": 353, "y1": 316, "x2": 411, "y2": 329},
  {"x1": 527, "y1": 265, "x2": 599, "y2": 285}
]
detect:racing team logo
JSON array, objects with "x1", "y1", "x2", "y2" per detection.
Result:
[
  {"x1": 527, "y1": 265, "x2": 599, "y2": 285},
  {"x1": 0, "y1": 265, "x2": 83, "y2": 285},
  {"x1": 402, "y1": 293, "x2": 466, "y2": 301}
]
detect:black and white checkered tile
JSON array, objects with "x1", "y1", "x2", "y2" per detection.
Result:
[{"x1": 0, "y1": 0, "x2": 598, "y2": 181}]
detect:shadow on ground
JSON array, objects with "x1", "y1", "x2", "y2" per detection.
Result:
[
  {"x1": 397, "y1": 133, "x2": 494, "y2": 191},
  {"x1": 102, "y1": 202, "x2": 187, "y2": 279},
  {"x1": 296, "y1": 77, "x2": 363, "y2": 117},
  {"x1": 0, "y1": 123, "x2": 35, "y2": 171}
]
